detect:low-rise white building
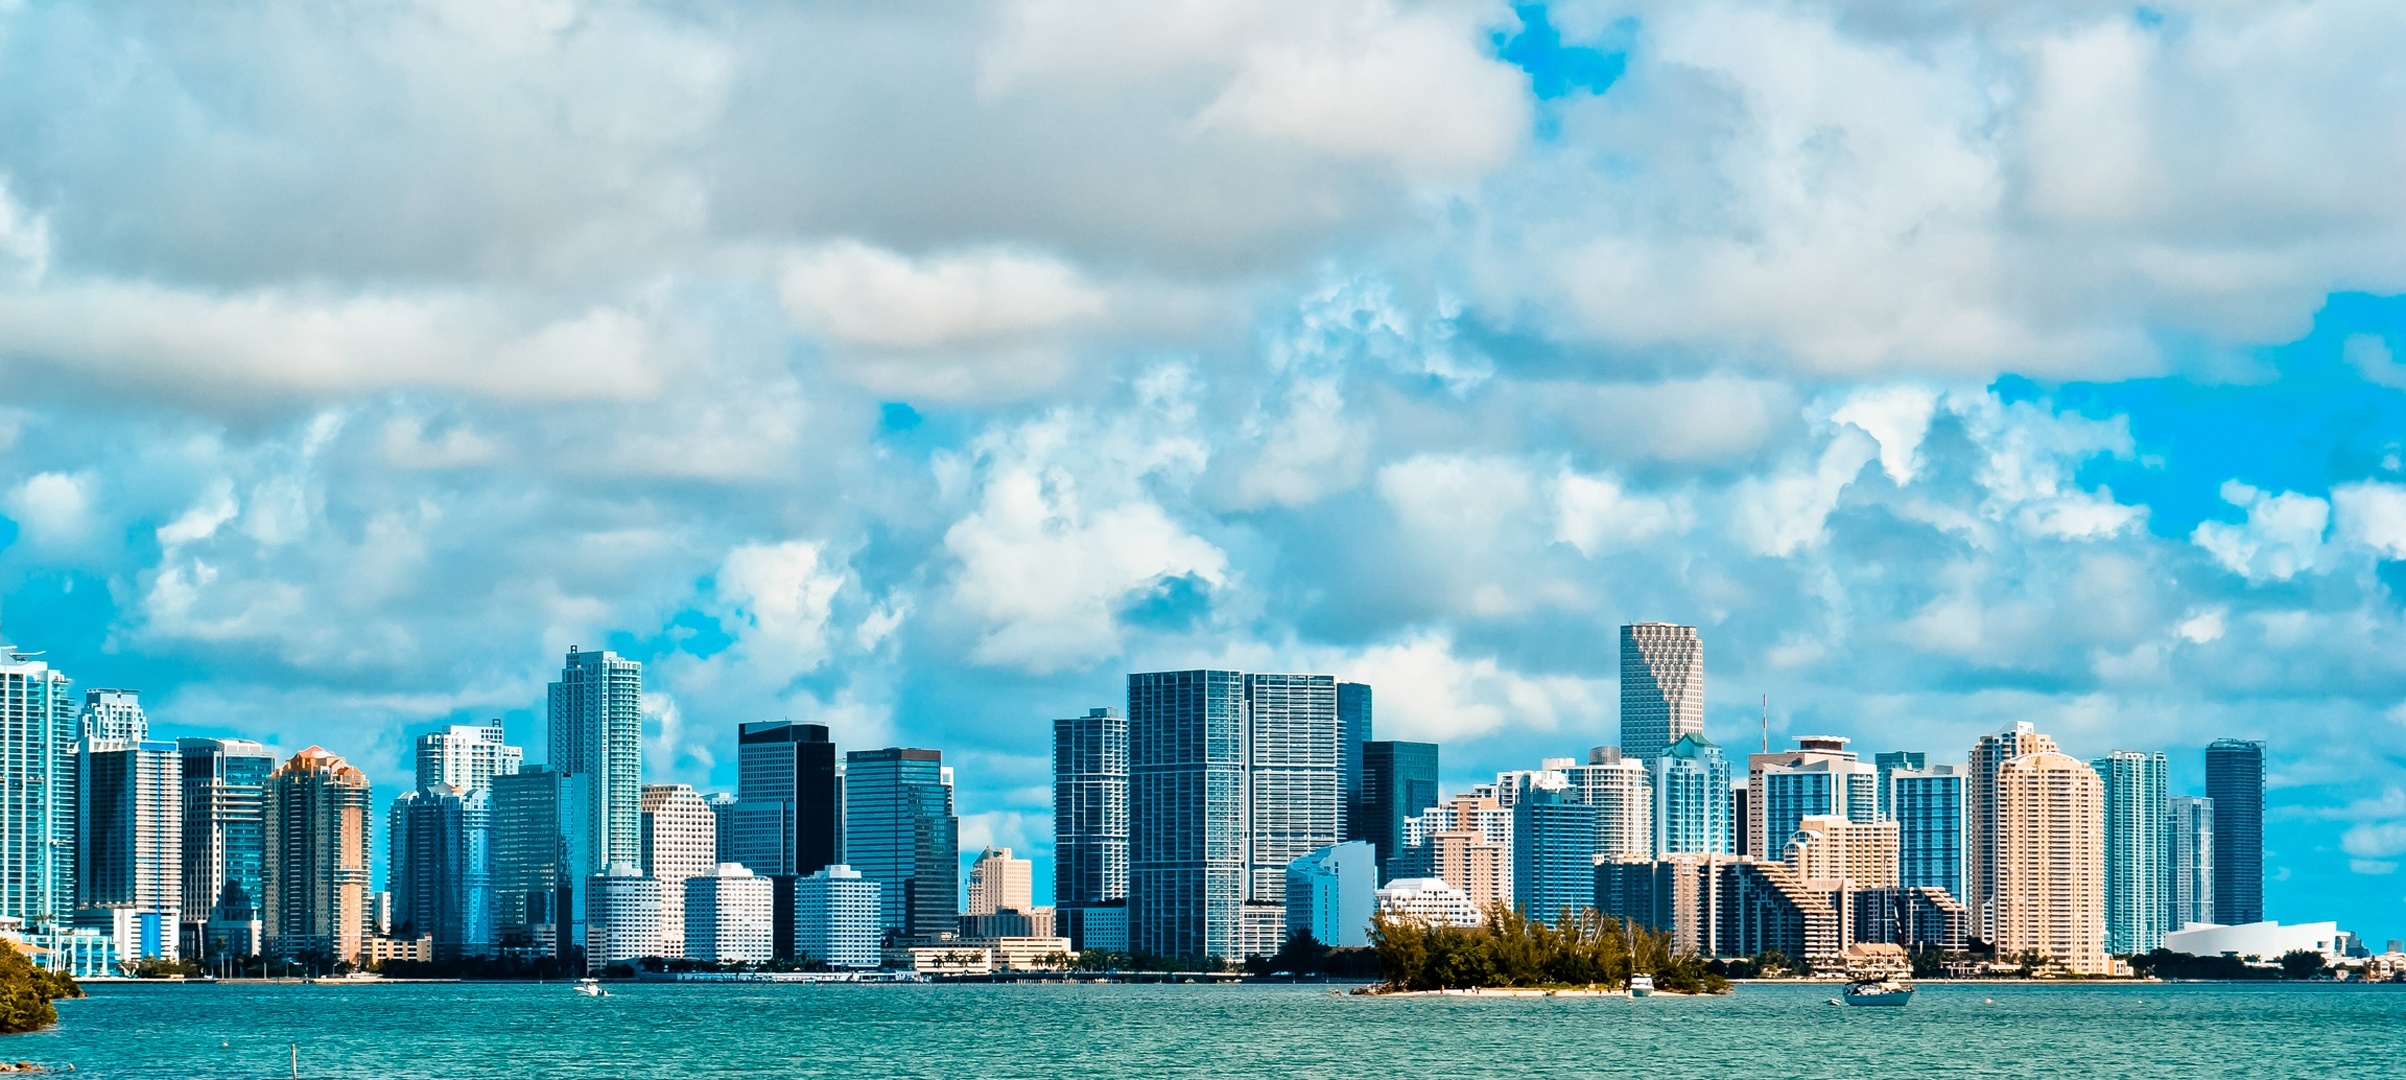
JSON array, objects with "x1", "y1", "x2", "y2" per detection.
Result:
[
  {"x1": 586, "y1": 863, "x2": 667, "y2": 973},
  {"x1": 2162, "y1": 920, "x2": 2343, "y2": 960},
  {"x1": 684, "y1": 863, "x2": 774, "y2": 963},
  {"x1": 1286, "y1": 841, "x2": 1376, "y2": 948},
  {"x1": 1375, "y1": 877, "x2": 1481, "y2": 928},
  {"x1": 795, "y1": 864, "x2": 882, "y2": 970}
]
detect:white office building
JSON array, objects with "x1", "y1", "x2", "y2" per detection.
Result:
[
  {"x1": 640, "y1": 784, "x2": 717, "y2": 958},
  {"x1": 1375, "y1": 877, "x2": 1481, "y2": 928},
  {"x1": 585, "y1": 863, "x2": 665, "y2": 973},
  {"x1": 683, "y1": 864, "x2": 773, "y2": 963},
  {"x1": 1285, "y1": 841, "x2": 1375, "y2": 948},
  {"x1": 795, "y1": 864, "x2": 882, "y2": 970}
]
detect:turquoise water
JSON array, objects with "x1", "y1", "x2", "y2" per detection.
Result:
[{"x1": 15, "y1": 980, "x2": 2402, "y2": 1077}]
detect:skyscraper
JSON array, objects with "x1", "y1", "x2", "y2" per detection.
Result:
[
  {"x1": 1337, "y1": 682, "x2": 1372, "y2": 834},
  {"x1": 547, "y1": 647, "x2": 643, "y2": 880},
  {"x1": 264, "y1": 746, "x2": 373, "y2": 962},
  {"x1": 966, "y1": 846, "x2": 1033, "y2": 916},
  {"x1": 1053, "y1": 707, "x2": 1128, "y2": 911},
  {"x1": 78, "y1": 688, "x2": 147, "y2": 742},
  {"x1": 1512, "y1": 788, "x2": 1601, "y2": 925},
  {"x1": 77, "y1": 736, "x2": 184, "y2": 960},
  {"x1": 584, "y1": 863, "x2": 664, "y2": 973},
  {"x1": 1872, "y1": 751, "x2": 1925, "y2": 820},
  {"x1": 794, "y1": 864, "x2": 882, "y2": 969},
  {"x1": 1968, "y1": 722, "x2": 2059, "y2": 941},
  {"x1": 1652, "y1": 734, "x2": 1729, "y2": 856},
  {"x1": 1242, "y1": 674, "x2": 1341, "y2": 908},
  {"x1": 1749, "y1": 736, "x2": 1876, "y2": 858},
  {"x1": 733, "y1": 721, "x2": 840, "y2": 878},
  {"x1": 2169, "y1": 796, "x2": 2214, "y2": 929},
  {"x1": 683, "y1": 863, "x2": 773, "y2": 963},
  {"x1": 490, "y1": 766, "x2": 577, "y2": 960},
  {"x1": 705, "y1": 792, "x2": 737, "y2": 866},
  {"x1": 415, "y1": 722, "x2": 522, "y2": 793},
  {"x1": 1356, "y1": 741, "x2": 1440, "y2": 878},
  {"x1": 1890, "y1": 764, "x2": 1966, "y2": 902},
  {"x1": 1569, "y1": 748, "x2": 1654, "y2": 860},
  {"x1": 0, "y1": 645, "x2": 77, "y2": 927},
  {"x1": 843, "y1": 747, "x2": 957, "y2": 941},
  {"x1": 2093, "y1": 750, "x2": 2169, "y2": 955},
  {"x1": 641, "y1": 783, "x2": 717, "y2": 958},
  {"x1": 1128, "y1": 669, "x2": 1247, "y2": 960},
  {"x1": 387, "y1": 786, "x2": 491, "y2": 961},
  {"x1": 2204, "y1": 739, "x2": 2265, "y2": 925},
  {"x1": 178, "y1": 737, "x2": 275, "y2": 956},
  {"x1": 1992, "y1": 747, "x2": 2107, "y2": 975},
  {"x1": 1619, "y1": 623, "x2": 1703, "y2": 761}
]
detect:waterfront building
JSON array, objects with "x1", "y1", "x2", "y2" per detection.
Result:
[
  {"x1": 415, "y1": 722, "x2": 521, "y2": 793},
  {"x1": 1374, "y1": 877, "x2": 1480, "y2": 928},
  {"x1": 1356, "y1": 741, "x2": 1439, "y2": 877},
  {"x1": 1750, "y1": 736, "x2": 1877, "y2": 859},
  {"x1": 843, "y1": 747, "x2": 957, "y2": 941},
  {"x1": 78, "y1": 688, "x2": 147, "y2": 742},
  {"x1": 1401, "y1": 793, "x2": 1513, "y2": 913},
  {"x1": 0, "y1": 645, "x2": 77, "y2": 927},
  {"x1": 1872, "y1": 751, "x2": 1924, "y2": 820},
  {"x1": 1653, "y1": 735, "x2": 1729, "y2": 856},
  {"x1": 1128, "y1": 668, "x2": 1248, "y2": 959},
  {"x1": 1967, "y1": 722, "x2": 2060, "y2": 941},
  {"x1": 1067, "y1": 901, "x2": 1128, "y2": 952},
  {"x1": 2093, "y1": 750, "x2": 2170, "y2": 954},
  {"x1": 683, "y1": 863, "x2": 773, "y2": 963},
  {"x1": 1236, "y1": 901, "x2": 1286, "y2": 958},
  {"x1": 1338, "y1": 682, "x2": 1372, "y2": 831},
  {"x1": 1285, "y1": 841, "x2": 1374, "y2": 947},
  {"x1": 732, "y1": 721, "x2": 840, "y2": 879},
  {"x1": 177, "y1": 738, "x2": 274, "y2": 958},
  {"x1": 386, "y1": 785, "x2": 491, "y2": 961},
  {"x1": 641, "y1": 783, "x2": 717, "y2": 958},
  {"x1": 490, "y1": 766, "x2": 577, "y2": 960},
  {"x1": 203, "y1": 881, "x2": 262, "y2": 959},
  {"x1": 1594, "y1": 855, "x2": 1840, "y2": 965},
  {"x1": 1852, "y1": 886, "x2": 1969, "y2": 951},
  {"x1": 584, "y1": 863, "x2": 664, "y2": 972},
  {"x1": 1785, "y1": 814, "x2": 1900, "y2": 890},
  {"x1": 76, "y1": 736, "x2": 183, "y2": 959},
  {"x1": 263, "y1": 746, "x2": 373, "y2": 962},
  {"x1": 794, "y1": 863, "x2": 882, "y2": 969},
  {"x1": 1513, "y1": 789, "x2": 1601, "y2": 925},
  {"x1": 966, "y1": 846, "x2": 1033, "y2": 916},
  {"x1": 2162, "y1": 919, "x2": 2339, "y2": 960},
  {"x1": 1619, "y1": 623, "x2": 1703, "y2": 761},
  {"x1": 2204, "y1": 739, "x2": 2265, "y2": 926},
  {"x1": 547, "y1": 647, "x2": 644, "y2": 885},
  {"x1": 1569, "y1": 747, "x2": 1654, "y2": 860},
  {"x1": 357, "y1": 933, "x2": 434, "y2": 966},
  {"x1": 2169, "y1": 796, "x2": 2214, "y2": 929},
  {"x1": 1993, "y1": 749, "x2": 2107, "y2": 975},
  {"x1": 1053, "y1": 707, "x2": 1128, "y2": 923},
  {"x1": 1242, "y1": 674, "x2": 1341, "y2": 909},
  {"x1": 1889, "y1": 765, "x2": 1965, "y2": 903}
]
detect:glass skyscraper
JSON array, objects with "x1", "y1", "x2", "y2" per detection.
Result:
[
  {"x1": 2204, "y1": 739, "x2": 2264, "y2": 925},
  {"x1": 1619, "y1": 623, "x2": 1703, "y2": 761},
  {"x1": 1873, "y1": 750, "x2": 1925, "y2": 820},
  {"x1": 1129, "y1": 670, "x2": 1247, "y2": 960},
  {"x1": 2169, "y1": 795, "x2": 2213, "y2": 929},
  {"x1": 1053, "y1": 707, "x2": 1128, "y2": 910},
  {"x1": 1511, "y1": 789, "x2": 1601, "y2": 926},
  {"x1": 77, "y1": 736, "x2": 185, "y2": 959},
  {"x1": 733, "y1": 721, "x2": 841, "y2": 878},
  {"x1": 178, "y1": 738, "x2": 275, "y2": 949},
  {"x1": 491, "y1": 765, "x2": 579, "y2": 959},
  {"x1": 547, "y1": 647, "x2": 644, "y2": 879},
  {"x1": 2093, "y1": 751, "x2": 2169, "y2": 954},
  {"x1": 0, "y1": 646, "x2": 76, "y2": 927},
  {"x1": 1356, "y1": 741, "x2": 1439, "y2": 877},
  {"x1": 1337, "y1": 682, "x2": 1372, "y2": 831},
  {"x1": 1890, "y1": 764, "x2": 1966, "y2": 902},
  {"x1": 842, "y1": 747, "x2": 957, "y2": 942},
  {"x1": 387, "y1": 786, "x2": 492, "y2": 961},
  {"x1": 1652, "y1": 734, "x2": 1731, "y2": 855},
  {"x1": 1242, "y1": 674, "x2": 1340, "y2": 907}
]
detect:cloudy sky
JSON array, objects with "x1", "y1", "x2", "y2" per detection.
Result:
[{"x1": 4, "y1": 0, "x2": 2405, "y2": 932}]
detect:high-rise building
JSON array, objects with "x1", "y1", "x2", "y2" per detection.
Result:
[
  {"x1": 1285, "y1": 841, "x2": 1374, "y2": 947},
  {"x1": 415, "y1": 722, "x2": 522, "y2": 793},
  {"x1": 584, "y1": 863, "x2": 664, "y2": 973},
  {"x1": 0, "y1": 646, "x2": 77, "y2": 928},
  {"x1": 683, "y1": 863, "x2": 773, "y2": 963},
  {"x1": 705, "y1": 792, "x2": 737, "y2": 864},
  {"x1": 1619, "y1": 623, "x2": 1703, "y2": 761},
  {"x1": 1338, "y1": 682, "x2": 1372, "y2": 834},
  {"x1": 547, "y1": 647, "x2": 643, "y2": 883},
  {"x1": 178, "y1": 737, "x2": 274, "y2": 957},
  {"x1": 1993, "y1": 748, "x2": 2107, "y2": 975},
  {"x1": 1053, "y1": 707, "x2": 1128, "y2": 912},
  {"x1": 263, "y1": 747, "x2": 373, "y2": 962},
  {"x1": 1594, "y1": 855, "x2": 1842, "y2": 965},
  {"x1": 794, "y1": 864, "x2": 882, "y2": 969},
  {"x1": 2094, "y1": 750, "x2": 2170, "y2": 955},
  {"x1": 78, "y1": 689, "x2": 147, "y2": 742},
  {"x1": 1356, "y1": 742, "x2": 1439, "y2": 878},
  {"x1": 1967, "y1": 722, "x2": 2059, "y2": 941},
  {"x1": 1653, "y1": 735, "x2": 1730, "y2": 856},
  {"x1": 1872, "y1": 751, "x2": 1925, "y2": 820},
  {"x1": 490, "y1": 766, "x2": 578, "y2": 960},
  {"x1": 733, "y1": 721, "x2": 840, "y2": 879},
  {"x1": 2204, "y1": 739, "x2": 2265, "y2": 926},
  {"x1": 1890, "y1": 765, "x2": 1966, "y2": 902},
  {"x1": 77, "y1": 737, "x2": 184, "y2": 960},
  {"x1": 1398, "y1": 793, "x2": 1513, "y2": 912},
  {"x1": 966, "y1": 846, "x2": 1033, "y2": 916},
  {"x1": 1512, "y1": 789, "x2": 1601, "y2": 925},
  {"x1": 641, "y1": 784, "x2": 717, "y2": 959},
  {"x1": 387, "y1": 785, "x2": 491, "y2": 961},
  {"x1": 2169, "y1": 796, "x2": 2214, "y2": 929},
  {"x1": 1785, "y1": 814, "x2": 1900, "y2": 889},
  {"x1": 843, "y1": 748, "x2": 957, "y2": 941},
  {"x1": 1242, "y1": 674, "x2": 1341, "y2": 908},
  {"x1": 1749, "y1": 736, "x2": 1876, "y2": 858}
]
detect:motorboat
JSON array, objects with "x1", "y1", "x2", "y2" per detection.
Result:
[
  {"x1": 1628, "y1": 974, "x2": 1654, "y2": 998},
  {"x1": 1836, "y1": 977, "x2": 1913, "y2": 1007},
  {"x1": 575, "y1": 978, "x2": 610, "y2": 998}
]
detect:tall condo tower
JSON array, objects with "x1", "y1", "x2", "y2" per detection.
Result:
[
  {"x1": 78, "y1": 688, "x2": 148, "y2": 742},
  {"x1": 1967, "y1": 722, "x2": 2059, "y2": 942},
  {"x1": 387, "y1": 785, "x2": 491, "y2": 961},
  {"x1": 1992, "y1": 747, "x2": 2107, "y2": 975},
  {"x1": 1053, "y1": 707, "x2": 1128, "y2": 910},
  {"x1": 733, "y1": 722, "x2": 841, "y2": 878},
  {"x1": 416, "y1": 722, "x2": 523, "y2": 793},
  {"x1": 1890, "y1": 764, "x2": 1967, "y2": 903},
  {"x1": 77, "y1": 734, "x2": 184, "y2": 960},
  {"x1": 178, "y1": 738, "x2": 276, "y2": 949},
  {"x1": 547, "y1": 647, "x2": 644, "y2": 878},
  {"x1": 1652, "y1": 735, "x2": 1729, "y2": 856},
  {"x1": 2204, "y1": 739, "x2": 2265, "y2": 925},
  {"x1": 1357, "y1": 741, "x2": 1440, "y2": 876},
  {"x1": 1337, "y1": 682, "x2": 1372, "y2": 837},
  {"x1": 843, "y1": 748, "x2": 957, "y2": 941},
  {"x1": 0, "y1": 646, "x2": 77, "y2": 926},
  {"x1": 1128, "y1": 670, "x2": 1247, "y2": 960},
  {"x1": 264, "y1": 746, "x2": 373, "y2": 962},
  {"x1": 2169, "y1": 796, "x2": 2214, "y2": 929},
  {"x1": 1242, "y1": 673, "x2": 1341, "y2": 909},
  {"x1": 2093, "y1": 750, "x2": 2169, "y2": 955},
  {"x1": 1619, "y1": 623, "x2": 1703, "y2": 762},
  {"x1": 640, "y1": 783, "x2": 717, "y2": 958}
]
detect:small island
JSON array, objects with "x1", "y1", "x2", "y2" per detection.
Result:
[
  {"x1": 0, "y1": 940, "x2": 83, "y2": 1036},
  {"x1": 1364, "y1": 907, "x2": 1729, "y2": 995}
]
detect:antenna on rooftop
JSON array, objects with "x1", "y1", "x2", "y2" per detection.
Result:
[{"x1": 1761, "y1": 694, "x2": 1769, "y2": 754}]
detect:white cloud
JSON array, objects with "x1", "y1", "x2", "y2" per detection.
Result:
[
  {"x1": 1233, "y1": 377, "x2": 1369, "y2": 509},
  {"x1": 712, "y1": 540, "x2": 848, "y2": 683},
  {"x1": 1831, "y1": 385, "x2": 1941, "y2": 484},
  {"x1": 2175, "y1": 608, "x2": 2226, "y2": 645},
  {"x1": 1552, "y1": 469, "x2": 1690, "y2": 557},
  {"x1": 2332, "y1": 480, "x2": 2406, "y2": 559},
  {"x1": 1332, "y1": 630, "x2": 1608, "y2": 743},
  {"x1": 6, "y1": 472, "x2": 93, "y2": 547},
  {"x1": 0, "y1": 178, "x2": 50, "y2": 282},
  {"x1": 1732, "y1": 428, "x2": 1878, "y2": 557},
  {"x1": 2343, "y1": 334, "x2": 2406, "y2": 389},
  {"x1": 779, "y1": 240, "x2": 1106, "y2": 350},
  {"x1": 2193, "y1": 481, "x2": 2330, "y2": 582}
]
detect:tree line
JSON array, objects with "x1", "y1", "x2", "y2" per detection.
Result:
[{"x1": 1367, "y1": 906, "x2": 1730, "y2": 994}]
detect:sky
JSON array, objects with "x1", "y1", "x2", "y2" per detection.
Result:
[{"x1": 2, "y1": 0, "x2": 2405, "y2": 938}]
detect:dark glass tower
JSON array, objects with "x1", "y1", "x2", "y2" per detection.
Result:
[
  {"x1": 1338, "y1": 682, "x2": 1372, "y2": 836},
  {"x1": 1128, "y1": 670, "x2": 1247, "y2": 960},
  {"x1": 843, "y1": 748, "x2": 957, "y2": 942},
  {"x1": 734, "y1": 722, "x2": 841, "y2": 878},
  {"x1": 2204, "y1": 739, "x2": 2265, "y2": 925},
  {"x1": 1357, "y1": 741, "x2": 1439, "y2": 878}
]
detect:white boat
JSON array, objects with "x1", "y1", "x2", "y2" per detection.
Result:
[
  {"x1": 1837, "y1": 977, "x2": 1913, "y2": 1007},
  {"x1": 1628, "y1": 974, "x2": 1654, "y2": 998},
  {"x1": 575, "y1": 978, "x2": 610, "y2": 998}
]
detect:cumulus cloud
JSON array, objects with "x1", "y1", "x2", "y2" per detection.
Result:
[
  {"x1": 2193, "y1": 481, "x2": 2331, "y2": 582},
  {"x1": 6, "y1": 472, "x2": 93, "y2": 548},
  {"x1": 1329, "y1": 630, "x2": 1609, "y2": 743}
]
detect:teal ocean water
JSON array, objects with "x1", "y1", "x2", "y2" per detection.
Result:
[{"x1": 16, "y1": 980, "x2": 2402, "y2": 1077}]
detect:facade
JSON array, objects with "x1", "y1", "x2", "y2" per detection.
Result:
[
  {"x1": 1594, "y1": 855, "x2": 1841, "y2": 965},
  {"x1": 706, "y1": 793, "x2": 737, "y2": 867},
  {"x1": 76, "y1": 737, "x2": 184, "y2": 959},
  {"x1": 1513, "y1": 790, "x2": 1601, "y2": 925},
  {"x1": 1872, "y1": 751, "x2": 1924, "y2": 820},
  {"x1": 1065, "y1": 902, "x2": 1128, "y2": 951},
  {"x1": 1375, "y1": 877, "x2": 1481, "y2": 928},
  {"x1": 1337, "y1": 682, "x2": 1372, "y2": 829},
  {"x1": 1968, "y1": 722, "x2": 2059, "y2": 941},
  {"x1": 2169, "y1": 796, "x2": 2214, "y2": 929},
  {"x1": 386, "y1": 786, "x2": 491, "y2": 961},
  {"x1": 1242, "y1": 673, "x2": 1341, "y2": 909},
  {"x1": 1569, "y1": 747, "x2": 1653, "y2": 860},
  {"x1": 1786, "y1": 815, "x2": 1900, "y2": 890},
  {"x1": 1355, "y1": 741, "x2": 1439, "y2": 877},
  {"x1": 794, "y1": 864, "x2": 882, "y2": 969},
  {"x1": 966, "y1": 846, "x2": 1033, "y2": 916},
  {"x1": 1285, "y1": 841, "x2": 1374, "y2": 948},
  {"x1": 1235, "y1": 902, "x2": 1286, "y2": 959},
  {"x1": 584, "y1": 864, "x2": 664, "y2": 972},
  {"x1": 1128, "y1": 670, "x2": 1247, "y2": 960},
  {"x1": 683, "y1": 863, "x2": 774, "y2": 963},
  {"x1": 843, "y1": 747, "x2": 957, "y2": 941},
  {"x1": 0, "y1": 647, "x2": 77, "y2": 928},
  {"x1": 2204, "y1": 739, "x2": 2265, "y2": 926},
  {"x1": 177, "y1": 738, "x2": 274, "y2": 957},
  {"x1": 1653, "y1": 735, "x2": 1730, "y2": 856},
  {"x1": 1993, "y1": 750, "x2": 2108, "y2": 975},
  {"x1": 1619, "y1": 623, "x2": 1704, "y2": 761},
  {"x1": 640, "y1": 783, "x2": 717, "y2": 959},
  {"x1": 414, "y1": 722, "x2": 522, "y2": 793},
  {"x1": 547, "y1": 647, "x2": 644, "y2": 887},
  {"x1": 1852, "y1": 886, "x2": 1970, "y2": 951},
  {"x1": 1053, "y1": 707, "x2": 1128, "y2": 920},
  {"x1": 1404, "y1": 793, "x2": 1513, "y2": 912},
  {"x1": 78, "y1": 688, "x2": 147, "y2": 742},
  {"x1": 2162, "y1": 919, "x2": 2339, "y2": 960},
  {"x1": 2093, "y1": 750, "x2": 2169, "y2": 955},
  {"x1": 203, "y1": 881, "x2": 262, "y2": 959},
  {"x1": 263, "y1": 747, "x2": 373, "y2": 961},
  {"x1": 1889, "y1": 765, "x2": 1965, "y2": 902},
  {"x1": 1749, "y1": 736, "x2": 1877, "y2": 859},
  {"x1": 490, "y1": 766, "x2": 577, "y2": 960},
  {"x1": 732, "y1": 721, "x2": 841, "y2": 879}
]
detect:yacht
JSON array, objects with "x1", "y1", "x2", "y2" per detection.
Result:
[
  {"x1": 1628, "y1": 974, "x2": 1654, "y2": 998},
  {"x1": 1836, "y1": 977, "x2": 1913, "y2": 1007},
  {"x1": 575, "y1": 978, "x2": 610, "y2": 998}
]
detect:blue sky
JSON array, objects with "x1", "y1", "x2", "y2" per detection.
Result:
[{"x1": 3, "y1": 1, "x2": 2405, "y2": 938}]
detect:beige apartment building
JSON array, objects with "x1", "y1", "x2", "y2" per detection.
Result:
[
  {"x1": 1786, "y1": 814, "x2": 1901, "y2": 890},
  {"x1": 1969, "y1": 722, "x2": 2060, "y2": 940},
  {"x1": 1993, "y1": 749, "x2": 2109, "y2": 975}
]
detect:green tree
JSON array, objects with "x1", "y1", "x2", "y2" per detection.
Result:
[
  {"x1": 0, "y1": 944, "x2": 82, "y2": 1034},
  {"x1": 2279, "y1": 950, "x2": 2327, "y2": 980}
]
